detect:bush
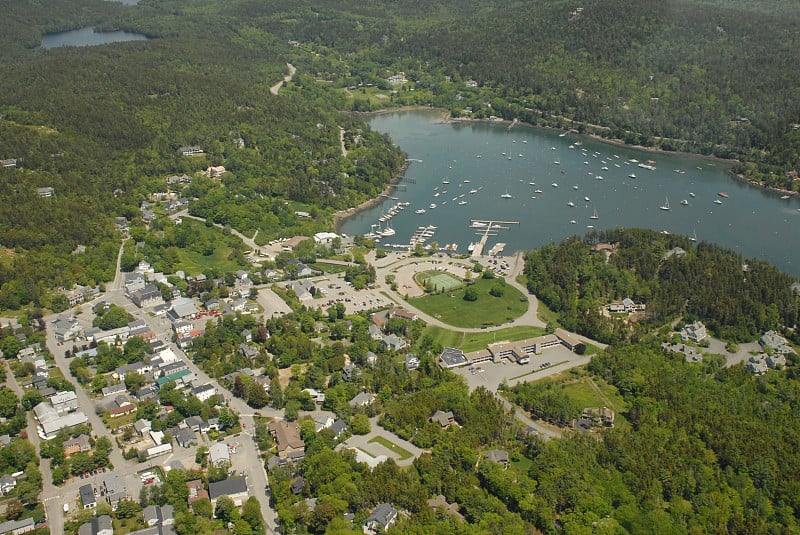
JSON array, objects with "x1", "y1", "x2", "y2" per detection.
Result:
[{"x1": 463, "y1": 287, "x2": 478, "y2": 301}]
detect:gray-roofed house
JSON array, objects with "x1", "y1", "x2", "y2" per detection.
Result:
[
  {"x1": 78, "y1": 515, "x2": 112, "y2": 535},
  {"x1": 349, "y1": 392, "x2": 376, "y2": 408},
  {"x1": 289, "y1": 477, "x2": 305, "y2": 495},
  {"x1": 189, "y1": 383, "x2": 217, "y2": 402},
  {"x1": 342, "y1": 364, "x2": 361, "y2": 382},
  {"x1": 143, "y1": 504, "x2": 174, "y2": 527},
  {"x1": 239, "y1": 343, "x2": 259, "y2": 360},
  {"x1": 286, "y1": 279, "x2": 315, "y2": 300},
  {"x1": 767, "y1": 353, "x2": 787, "y2": 369},
  {"x1": 167, "y1": 297, "x2": 198, "y2": 321},
  {"x1": 404, "y1": 354, "x2": 420, "y2": 370},
  {"x1": 680, "y1": 321, "x2": 708, "y2": 343},
  {"x1": 368, "y1": 324, "x2": 383, "y2": 341},
  {"x1": 0, "y1": 475, "x2": 16, "y2": 495},
  {"x1": 747, "y1": 355, "x2": 769, "y2": 375},
  {"x1": 174, "y1": 427, "x2": 197, "y2": 448},
  {"x1": 102, "y1": 383, "x2": 127, "y2": 398},
  {"x1": 330, "y1": 419, "x2": 348, "y2": 439},
  {"x1": 103, "y1": 474, "x2": 127, "y2": 509},
  {"x1": 483, "y1": 449, "x2": 510, "y2": 469},
  {"x1": 63, "y1": 434, "x2": 92, "y2": 457},
  {"x1": 208, "y1": 442, "x2": 230, "y2": 466},
  {"x1": 381, "y1": 333, "x2": 406, "y2": 351},
  {"x1": 430, "y1": 410, "x2": 455, "y2": 429},
  {"x1": 80, "y1": 484, "x2": 96, "y2": 509},
  {"x1": 124, "y1": 272, "x2": 146, "y2": 294},
  {"x1": 134, "y1": 419, "x2": 152, "y2": 436},
  {"x1": 184, "y1": 416, "x2": 203, "y2": 431},
  {"x1": 53, "y1": 317, "x2": 83, "y2": 342},
  {"x1": 208, "y1": 477, "x2": 248, "y2": 507},
  {"x1": 364, "y1": 503, "x2": 398, "y2": 534},
  {"x1": 130, "y1": 285, "x2": 165, "y2": 309},
  {"x1": 0, "y1": 517, "x2": 35, "y2": 535}
]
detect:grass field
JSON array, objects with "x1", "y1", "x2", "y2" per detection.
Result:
[
  {"x1": 408, "y1": 278, "x2": 528, "y2": 328},
  {"x1": 538, "y1": 374, "x2": 627, "y2": 415},
  {"x1": 173, "y1": 221, "x2": 246, "y2": 274},
  {"x1": 177, "y1": 247, "x2": 242, "y2": 274},
  {"x1": 421, "y1": 324, "x2": 546, "y2": 353},
  {"x1": 368, "y1": 436, "x2": 413, "y2": 460}
]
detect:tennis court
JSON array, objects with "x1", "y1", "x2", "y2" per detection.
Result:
[{"x1": 420, "y1": 271, "x2": 463, "y2": 292}]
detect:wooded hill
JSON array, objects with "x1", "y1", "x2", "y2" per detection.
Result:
[{"x1": 524, "y1": 228, "x2": 800, "y2": 343}]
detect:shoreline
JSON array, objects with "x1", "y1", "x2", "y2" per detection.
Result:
[
  {"x1": 333, "y1": 160, "x2": 411, "y2": 232},
  {"x1": 392, "y1": 106, "x2": 799, "y2": 199}
]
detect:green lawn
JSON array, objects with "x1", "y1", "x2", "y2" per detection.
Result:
[
  {"x1": 309, "y1": 262, "x2": 349, "y2": 274},
  {"x1": 176, "y1": 247, "x2": 242, "y2": 274},
  {"x1": 537, "y1": 375, "x2": 627, "y2": 415},
  {"x1": 368, "y1": 436, "x2": 413, "y2": 460},
  {"x1": 408, "y1": 278, "x2": 528, "y2": 328},
  {"x1": 421, "y1": 325, "x2": 545, "y2": 353}
]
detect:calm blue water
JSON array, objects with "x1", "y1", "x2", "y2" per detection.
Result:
[
  {"x1": 341, "y1": 109, "x2": 800, "y2": 276},
  {"x1": 41, "y1": 27, "x2": 148, "y2": 49}
]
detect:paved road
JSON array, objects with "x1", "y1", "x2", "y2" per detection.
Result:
[
  {"x1": 369, "y1": 251, "x2": 546, "y2": 332},
  {"x1": 337, "y1": 417, "x2": 424, "y2": 467},
  {"x1": 93, "y1": 286, "x2": 283, "y2": 533},
  {"x1": 270, "y1": 63, "x2": 296, "y2": 96}
]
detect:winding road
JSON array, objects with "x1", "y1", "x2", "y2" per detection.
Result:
[{"x1": 269, "y1": 63, "x2": 296, "y2": 95}]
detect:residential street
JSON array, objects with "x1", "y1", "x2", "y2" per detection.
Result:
[{"x1": 29, "y1": 227, "x2": 607, "y2": 534}]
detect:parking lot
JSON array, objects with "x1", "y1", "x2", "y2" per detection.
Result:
[
  {"x1": 312, "y1": 274, "x2": 396, "y2": 314},
  {"x1": 453, "y1": 345, "x2": 587, "y2": 391}
]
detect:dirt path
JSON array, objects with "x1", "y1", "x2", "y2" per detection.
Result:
[{"x1": 339, "y1": 126, "x2": 348, "y2": 157}]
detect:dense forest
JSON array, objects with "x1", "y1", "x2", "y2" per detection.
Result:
[
  {"x1": 223, "y1": 305, "x2": 800, "y2": 533},
  {"x1": 524, "y1": 228, "x2": 800, "y2": 343},
  {"x1": 0, "y1": 0, "x2": 404, "y2": 311}
]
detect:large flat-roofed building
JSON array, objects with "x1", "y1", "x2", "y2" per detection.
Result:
[
  {"x1": 439, "y1": 347, "x2": 468, "y2": 368},
  {"x1": 33, "y1": 403, "x2": 88, "y2": 439}
]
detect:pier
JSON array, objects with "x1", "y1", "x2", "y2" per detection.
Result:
[{"x1": 469, "y1": 219, "x2": 519, "y2": 257}]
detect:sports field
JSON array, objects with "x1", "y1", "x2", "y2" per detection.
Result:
[{"x1": 416, "y1": 270, "x2": 463, "y2": 292}]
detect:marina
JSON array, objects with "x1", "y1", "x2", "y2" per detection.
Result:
[
  {"x1": 339, "y1": 109, "x2": 800, "y2": 276},
  {"x1": 468, "y1": 220, "x2": 520, "y2": 257}
]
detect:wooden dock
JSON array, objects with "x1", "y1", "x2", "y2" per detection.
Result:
[{"x1": 469, "y1": 220, "x2": 519, "y2": 257}]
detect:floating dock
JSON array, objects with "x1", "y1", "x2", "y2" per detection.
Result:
[{"x1": 469, "y1": 220, "x2": 519, "y2": 257}]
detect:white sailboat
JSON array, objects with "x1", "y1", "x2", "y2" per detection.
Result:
[
  {"x1": 689, "y1": 230, "x2": 697, "y2": 242},
  {"x1": 660, "y1": 197, "x2": 671, "y2": 211},
  {"x1": 501, "y1": 189, "x2": 513, "y2": 199},
  {"x1": 590, "y1": 209, "x2": 599, "y2": 220}
]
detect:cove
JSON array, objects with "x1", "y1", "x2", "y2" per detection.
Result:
[{"x1": 340, "y1": 109, "x2": 800, "y2": 276}]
